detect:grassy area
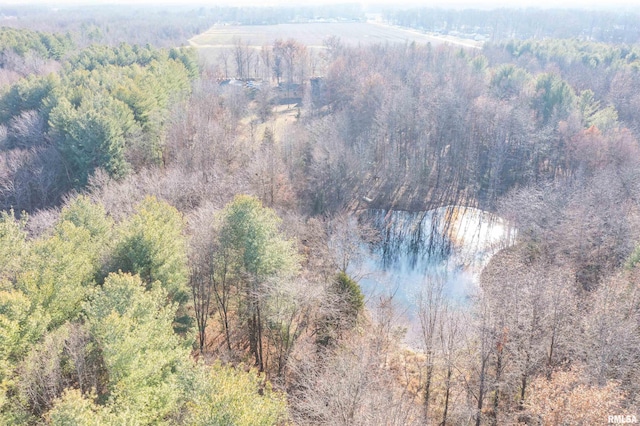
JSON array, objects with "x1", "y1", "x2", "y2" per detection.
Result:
[{"x1": 189, "y1": 22, "x2": 482, "y2": 50}]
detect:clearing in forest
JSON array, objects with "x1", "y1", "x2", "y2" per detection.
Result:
[{"x1": 189, "y1": 22, "x2": 481, "y2": 52}]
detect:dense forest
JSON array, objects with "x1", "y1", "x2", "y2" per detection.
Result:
[{"x1": 0, "y1": 4, "x2": 639, "y2": 426}]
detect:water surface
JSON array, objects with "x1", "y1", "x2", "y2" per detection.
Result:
[{"x1": 357, "y1": 206, "x2": 516, "y2": 310}]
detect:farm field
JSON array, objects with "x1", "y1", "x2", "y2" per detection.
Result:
[{"x1": 189, "y1": 22, "x2": 482, "y2": 51}]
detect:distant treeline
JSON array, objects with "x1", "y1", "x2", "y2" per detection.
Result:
[
  {"x1": 202, "y1": 4, "x2": 365, "y2": 25},
  {"x1": 385, "y1": 7, "x2": 640, "y2": 43},
  {"x1": 0, "y1": 5, "x2": 220, "y2": 48},
  {"x1": 0, "y1": 4, "x2": 365, "y2": 48}
]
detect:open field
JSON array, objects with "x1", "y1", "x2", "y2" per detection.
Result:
[{"x1": 189, "y1": 22, "x2": 482, "y2": 50}]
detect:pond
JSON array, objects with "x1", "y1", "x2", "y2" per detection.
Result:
[{"x1": 356, "y1": 206, "x2": 516, "y2": 313}]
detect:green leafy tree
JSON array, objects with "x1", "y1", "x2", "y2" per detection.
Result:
[
  {"x1": 85, "y1": 272, "x2": 188, "y2": 424},
  {"x1": 0, "y1": 74, "x2": 59, "y2": 123},
  {"x1": 46, "y1": 271, "x2": 288, "y2": 426},
  {"x1": 490, "y1": 64, "x2": 530, "y2": 100},
  {"x1": 0, "y1": 287, "x2": 49, "y2": 416},
  {"x1": 8, "y1": 197, "x2": 108, "y2": 333},
  {"x1": 49, "y1": 91, "x2": 134, "y2": 185},
  {"x1": 59, "y1": 195, "x2": 113, "y2": 245},
  {"x1": 0, "y1": 215, "x2": 39, "y2": 412},
  {"x1": 0, "y1": 28, "x2": 73, "y2": 60},
  {"x1": 169, "y1": 47, "x2": 199, "y2": 80},
  {"x1": 111, "y1": 63, "x2": 182, "y2": 167},
  {"x1": 334, "y1": 271, "x2": 364, "y2": 318},
  {"x1": 219, "y1": 195, "x2": 299, "y2": 371},
  {"x1": 17, "y1": 221, "x2": 99, "y2": 329},
  {"x1": 182, "y1": 361, "x2": 288, "y2": 426},
  {"x1": 111, "y1": 196, "x2": 188, "y2": 303},
  {"x1": 578, "y1": 89, "x2": 600, "y2": 126},
  {"x1": 46, "y1": 362, "x2": 288, "y2": 426},
  {"x1": 589, "y1": 105, "x2": 619, "y2": 132},
  {"x1": 578, "y1": 89, "x2": 619, "y2": 132},
  {"x1": 46, "y1": 389, "x2": 107, "y2": 426},
  {"x1": 532, "y1": 73, "x2": 576, "y2": 124}
]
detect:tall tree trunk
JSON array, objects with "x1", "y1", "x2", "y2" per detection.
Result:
[
  {"x1": 491, "y1": 346, "x2": 503, "y2": 426},
  {"x1": 520, "y1": 352, "x2": 531, "y2": 408},
  {"x1": 221, "y1": 303, "x2": 231, "y2": 351},
  {"x1": 425, "y1": 352, "x2": 434, "y2": 422},
  {"x1": 476, "y1": 354, "x2": 487, "y2": 426},
  {"x1": 441, "y1": 365, "x2": 452, "y2": 426},
  {"x1": 256, "y1": 302, "x2": 264, "y2": 372}
]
